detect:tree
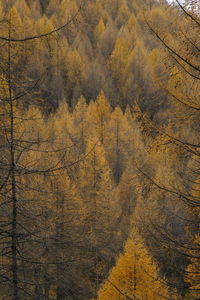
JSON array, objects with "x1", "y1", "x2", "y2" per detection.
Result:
[
  {"x1": 65, "y1": 49, "x2": 86, "y2": 108},
  {"x1": 96, "y1": 232, "x2": 175, "y2": 300},
  {"x1": 94, "y1": 17, "x2": 105, "y2": 44},
  {"x1": 66, "y1": 95, "x2": 88, "y2": 154},
  {"x1": 109, "y1": 37, "x2": 130, "y2": 89},
  {"x1": 86, "y1": 91, "x2": 111, "y2": 144},
  {"x1": 140, "y1": 0, "x2": 200, "y2": 295},
  {"x1": 0, "y1": 5, "x2": 88, "y2": 299},
  {"x1": 75, "y1": 139, "x2": 121, "y2": 298},
  {"x1": 105, "y1": 106, "x2": 133, "y2": 183}
]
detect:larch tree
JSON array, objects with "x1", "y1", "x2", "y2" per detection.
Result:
[
  {"x1": 75, "y1": 138, "x2": 121, "y2": 298},
  {"x1": 95, "y1": 232, "x2": 176, "y2": 300},
  {"x1": 109, "y1": 37, "x2": 130, "y2": 93},
  {"x1": 65, "y1": 49, "x2": 86, "y2": 108},
  {"x1": 105, "y1": 105, "x2": 133, "y2": 184},
  {"x1": 66, "y1": 95, "x2": 88, "y2": 155},
  {"x1": 141, "y1": 0, "x2": 200, "y2": 295},
  {"x1": 86, "y1": 91, "x2": 111, "y2": 144},
  {"x1": 94, "y1": 17, "x2": 106, "y2": 45},
  {"x1": 0, "y1": 3, "x2": 87, "y2": 299}
]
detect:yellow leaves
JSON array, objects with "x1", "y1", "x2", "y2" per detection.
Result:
[
  {"x1": 14, "y1": 0, "x2": 31, "y2": 20},
  {"x1": 43, "y1": 18, "x2": 55, "y2": 35},
  {"x1": 95, "y1": 91, "x2": 111, "y2": 126},
  {"x1": 35, "y1": 16, "x2": 57, "y2": 61},
  {"x1": 78, "y1": 139, "x2": 112, "y2": 196},
  {"x1": 96, "y1": 91, "x2": 111, "y2": 113},
  {"x1": 108, "y1": 105, "x2": 132, "y2": 148},
  {"x1": 94, "y1": 17, "x2": 106, "y2": 42},
  {"x1": 59, "y1": 0, "x2": 78, "y2": 19},
  {"x1": 17, "y1": 105, "x2": 47, "y2": 142},
  {"x1": 48, "y1": 285, "x2": 57, "y2": 300},
  {"x1": 111, "y1": 37, "x2": 130, "y2": 62},
  {"x1": 110, "y1": 38, "x2": 130, "y2": 82},
  {"x1": 75, "y1": 95, "x2": 88, "y2": 113},
  {"x1": 148, "y1": 49, "x2": 161, "y2": 68},
  {"x1": 8, "y1": 6, "x2": 23, "y2": 30},
  {"x1": 169, "y1": 66, "x2": 183, "y2": 90},
  {"x1": 0, "y1": 1, "x2": 4, "y2": 19},
  {"x1": 147, "y1": 7, "x2": 167, "y2": 32},
  {"x1": 0, "y1": 74, "x2": 9, "y2": 99},
  {"x1": 127, "y1": 15, "x2": 136, "y2": 32},
  {"x1": 146, "y1": 48, "x2": 167, "y2": 91},
  {"x1": 167, "y1": 65, "x2": 199, "y2": 111},
  {"x1": 52, "y1": 101, "x2": 69, "y2": 139},
  {"x1": 86, "y1": 91, "x2": 111, "y2": 143},
  {"x1": 97, "y1": 236, "x2": 171, "y2": 300},
  {"x1": 35, "y1": 16, "x2": 54, "y2": 38},
  {"x1": 67, "y1": 95, "x2": 87, "y2": 147},
  {"x1": 66, "y1": 49, "x2": 86, "y2": 87},
  {"x1": 58, "y1": 36, "x2": 69, "y2": 60},
  {"x1": 104, "y1": 105, "x2": 134, "y2": 183},
  {"x1": 116, "y1": 0, "x2": 130, "y2": 27}
]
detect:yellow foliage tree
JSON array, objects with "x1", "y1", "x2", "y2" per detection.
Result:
[
  {"x1": 0, "y1": 1, "x2": 4, "y2": 18},
  {"x1": 66, "y1": 95, "x2": 88, "y2": 154},
  {"x1": 96, "y1": 234, "x2": 176, "y2": 300},
  {"x1": 75, "y1": 139, "x2": 121, "y2": 296},
  {"x1": 105, "y1": 105, "x2": 133, "y2": 183},
  {"x1": 94, "y1": 17, "x2": 106, "y2": 42},
  {"x1": 66, "y1": 49, "x2": 86, "y2": 105},
  {"x1": 86, "y1": 91, "x2": 111, "y2": 144},
  {"x1": 110, "y1": 38, "x2": 130, "y2": 85}
]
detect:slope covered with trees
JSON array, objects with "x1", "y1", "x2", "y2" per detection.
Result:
[
  {"x1": 0, "y1": 0, "x2": 199, "y2": 299},
  {"x1": 0, "y1": 0, "x2": 171, "y2": 114}
]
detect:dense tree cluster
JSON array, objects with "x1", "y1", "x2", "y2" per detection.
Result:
[
  {"x1": 0, "y1": 0, "x2": 170, "y2": 114},
  {"x1": 0, "y1": 0, "x2": 199, "y2": 299}
]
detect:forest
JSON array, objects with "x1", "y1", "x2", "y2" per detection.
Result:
[{"x1": 0, "y1": 0, "x2": 199, "y2": 299}]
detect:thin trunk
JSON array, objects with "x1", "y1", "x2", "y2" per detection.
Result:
[
  {"x1": 133, "y1": 253, "x2": 137, "y2": 292},
  {"x1": 115, "y1": 120, "x2": 121, "y2": 184},
  {"x1": 43, "y1": 210, "x2": 50, "y2": 300},
  {"x1": 44, "y1": 272, "x2": 49, "y2": 300},
  {"x1": 100, "y1": 114, "x2": 104, "y2": 144},
  {"x1": 56, "y1": 196, "x2": 65, "y2": 300},
  {"x1": 8, "y1": 13, "x2": 19, "y2": 300},
  {"x1": 92, "y1": 151, "x2": 99, "y2": 296}
]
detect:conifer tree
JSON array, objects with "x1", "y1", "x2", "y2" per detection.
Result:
[
  {"x1": 94, "y1": 17, "x2": 105, "y2": 44},
  {"x1": 0, "y1": 6, "x2": 86, "y2": 299},
  {"x1": 75, "y1": 139, "x2": 121, "y2": 298},
  {"x1": 86, "y1": 91, "x2": 111, "y2": 144},
  {"x1": 105, "y1": 106, "x2": 133, "y2": 183},
  {"x1": 96, "y1": 233, "x2": 175, "y2": 300}
]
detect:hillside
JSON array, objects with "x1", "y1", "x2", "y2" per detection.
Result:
[{"x1": 0, "y1": 0, "x2": 199, "y2": 299}]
